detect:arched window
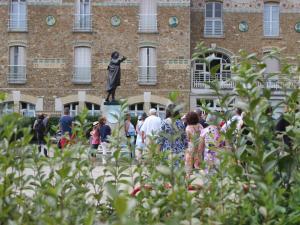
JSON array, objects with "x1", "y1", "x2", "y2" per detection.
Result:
[
  {"x1": 64, "y1": 102, "x2": 78, "y2": 117},
  {"x1": 0, "y1": 102, "x2": 14, "y2": 115},
  {"x1": 150, "y1": 103, "x2": 165, "y2": 119},
  {"x1": 193, "y1": 52, "x2": 231, "y2": 88},
  {"x1": 128, "y1": 103, "x2": 144, "y2": 117},
  {"x1": 20, "y1": 102, "x2": 35, "y2": 117},
  {"x1": 86, "y1": 102, "x2": 100, "y2": 116},
  {"x1": 263, "y1": 56, "x2": 280, "y2": 74}
]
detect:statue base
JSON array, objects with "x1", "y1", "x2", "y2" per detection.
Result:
[
  {"x1": 101, "y1": 102, "x2": 121, "y2": 126},
  {"x1": 103, "y1": 100, "x2": 120, "y2": 106}
]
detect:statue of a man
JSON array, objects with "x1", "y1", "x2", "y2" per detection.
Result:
[{"x1": 105, "y1": 51, "x2": 126, "y2": 102}]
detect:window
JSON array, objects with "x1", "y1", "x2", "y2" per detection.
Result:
[
  {"x1": 196, "y1": 98, "x2": 234, "y2": 112},
  {"x1": 65, "y1": 102, "x2": 78, "y2": 117},
  {"x1": 138, "y1": 0, "x2": 157, "y2": 32},
  {"x1": 204, "y1": 2, "x2": 223, "y2": 37},
  {"x1": 86, "y1": 102, "x2": 100, "y2": 116},
  {"x1": 193, "y1": 52, "x2": 231, "y2": 89},
  {"x1": 264, "y1": 56, "x2": 280, "y2": 74},
  {"x1": 74, "y1": 0, "x2": 92, "y2": 31},
  {"x1": 129, "y1": 103, "x2": 144, "y2": 117},
  {"x1": 139, "y1": 47, "x2": 157, "y2": 85},
  {"x1": 263, "y1": 55, "x2": 280, "y2": 88},
  {"x1": 9, "y1": 0, "x2": 27, "y2": 31},
  {"x1": 73, "y1": 47, "x2": 91, "y2": 83},
  {"x1": 150, "y1": 103, "x2": 165, "y2": 119},
  {"x1": 21, "y1": 102, "x2": 35, "y2": 117},
  {"x1": 8, "y1": 45, "x2": 26, "y2": 84},
  {"x1": 0, "y1": 102, "x2": 14, "y2": 115},
  {"x1": 264, "y1": 4, "x2": 279, "y2": 37}
]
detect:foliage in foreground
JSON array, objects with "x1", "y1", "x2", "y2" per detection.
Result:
[{"x1": 0, "y1": 46, "x2": 300, "y2": 225}]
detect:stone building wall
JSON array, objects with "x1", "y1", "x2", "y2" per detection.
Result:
[
  {"x1": 0, "y1": 0, "x2": 191, "y2": 115},
  {"x1": 190, "y1": 0, "x2": 300, "y2": 112}
]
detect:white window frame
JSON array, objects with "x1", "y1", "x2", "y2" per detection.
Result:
[
  {"x1": 9, "y1": 0, "x2": 27, "y2": 31},
  {"x1": 20, "y1": 102, "x2": 35, "y2": 117},
  {"x1": 138, "y1": 0, "x2": 157, "y2": 33},
  {"x1": 138, "y1": 47, "x2": 157, "y2": 85},
  {"x1": 86, "y1": 102, "x2": 100, "y2": 116},
  {"x1": 204, "y1": 2, "x2": 223, "y2": 37},
  {"x1": 192, "y1": 52, "x2": 231, "y2": 89},
  {"x1": 8, "y1": 45, "x2": 26, "y2": 84},
  {"x1": 74, "y1": 0, "x2": 92, "y2": 31},
  {"x1": 128, "y1": 103, "x2": 144, "y2": 117},
  {"x1": 150, "y1": 103, "x2": 166, "y2": 119},
  {"x1": 65, "y1": 102, "x2": 78, "y2": 117},
  {"x1": 264, "y1": 3, "x2": 279, "y2": 37},
  {"x1": 196, "y1": 98, "x2": 235, "y2": 112},
  {"x1": 73, "y1": 46, "x2": 91, "y2": 83},
  {"x1": 0, "y1": 102, "x2": 14, "y2": 115}
]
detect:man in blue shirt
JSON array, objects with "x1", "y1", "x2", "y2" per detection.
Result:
[{"x1": 59, "y1": 107, "x2": 73, "y2": 136}]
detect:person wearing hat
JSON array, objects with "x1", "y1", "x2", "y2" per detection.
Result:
[{"x1": 140, "y1": 108, "x2": 162, "y2": 148}]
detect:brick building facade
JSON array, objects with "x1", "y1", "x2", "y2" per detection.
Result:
[
  {"x1": 190, "y1": 0, "x2": 300, "y2": 117},
  {"x1": 0, "y1": 0, "x2": 299, "y2": 118},
  {"x1": 0, "y1": 0, "x2": 190, "y2": 118}
]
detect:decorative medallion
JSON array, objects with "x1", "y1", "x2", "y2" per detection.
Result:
[
  {"x1": 295, "y1": 22, "x2": 300, "y2": 33},
  {"x1": 46, "y1": 15, "x2": 56, "y2": 26},
  {"x1": 238, "y1": 21, "x2": 249, "y2": 32},
  {"x1": 168, "y1": 16, "x2": 179, "y2": 28},
  {"x1": 111, "y1": 15, "x2": 121, "y2": 27}
]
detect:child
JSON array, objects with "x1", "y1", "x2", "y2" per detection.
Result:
[{"x1": 90, "y1": 121, "x2": 100, "y2": 158}]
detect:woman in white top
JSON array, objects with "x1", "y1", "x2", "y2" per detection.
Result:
[
  {"x1": 125, "y1": 113, "x2": 136, "y2": 158},
  {"x1": 135, "y1": 112, "x2": 147, "y2": 161}
]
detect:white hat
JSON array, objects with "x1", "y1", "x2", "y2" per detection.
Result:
[
  {"x1": 93, "y1": 121, "x2": 99, "y2": 126},
  {"x1": 149, "y1": 108, "x2": 157, "y2": 115}
]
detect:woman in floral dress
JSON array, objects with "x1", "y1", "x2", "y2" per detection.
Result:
[
  {"x1": 199, "y1": 114, "x2": 222, "y2": 174},
  {"x1": 158, "y1": 104, "x2": 187, "y2": 162}
]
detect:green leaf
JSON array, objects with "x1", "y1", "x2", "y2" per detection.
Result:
[
  {"x1": 259, "y1": 206, "x2": 267, "y2": 219},
  {"x1": 156, "y1": 165, "x2": 171, "y2": 176},
  {"x1": 114, "y1": 196, "x2": 128, "y2": 216}
]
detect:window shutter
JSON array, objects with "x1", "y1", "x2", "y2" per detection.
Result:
[
  {"x1": 264, "y1": 4, "x2": 279, "y2": 36},
  {"x1": 205, "y1": 2, "x2": 223, "y2": 36}
]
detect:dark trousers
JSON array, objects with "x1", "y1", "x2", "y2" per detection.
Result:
[
  {"x1": 37, "y1": 136, "x2": 48, "y2": 157},
  {"x1": 106, "y1": 88, "x2": 116, "y2": 101}
]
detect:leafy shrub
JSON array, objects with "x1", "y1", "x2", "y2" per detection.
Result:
[{"x1": 0, "y1": 45, "x2": 299, "y2": 224}]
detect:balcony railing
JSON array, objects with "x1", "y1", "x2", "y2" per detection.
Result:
[
  {"x1": 8, "y1": 65, "x2": 26, "y2": 84},
  {"x1": 138, "y1": 66, "x2": 157, "y2": 85},
  {"x1": 192, "y1": 72, "x2": 300, "y2": 90},
  {"x1": 138, "y1": 14, "x2": 158, "y2": 33},
  {"x1": 73, "y1": 14, "x2": 92, "y2": 32},
  {"x1": 8, "y1": 18, "x2": 28, "y2": 32},
  {"x1": 193, "y1": 72, "x2": 233, "y2": 89},
  {"x1": 73, "y1": 66, "x2": 91, "y2": 84}
]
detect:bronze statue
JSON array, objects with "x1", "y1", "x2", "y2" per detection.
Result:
[{"x1": 105, "y1": 51, "x2": 126, "y2": 103}]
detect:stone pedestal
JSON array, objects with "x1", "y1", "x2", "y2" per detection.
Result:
[{"x1": 101, "y1": 102, "x2": 122, "y2": 129}]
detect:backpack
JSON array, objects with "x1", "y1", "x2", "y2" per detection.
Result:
[{"x1": 35, "y1": 119, "x2": 45, "y2": 136}]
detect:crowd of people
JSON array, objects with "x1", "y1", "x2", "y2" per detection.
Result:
[{"x1": 33, "y1": 103, "x2": 293, "y2": 176}]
